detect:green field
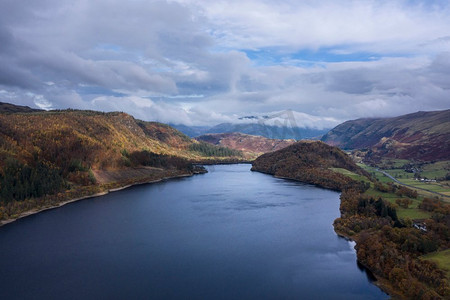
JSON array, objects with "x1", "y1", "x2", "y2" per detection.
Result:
[
  {"x1": 401, "y1": 178, "x2": 450, "y2": 193},
  {"x1": 332, "y1": 166, "x2": 434, "y2": 219},
  {"x1": 330, "y1": 168, "x2": 370, "y2": 182},
  {"x1": 363, "y1": 187, "x2": 431, "y2": 220},
  {"x1": 357, "y1": 163, "x2": 394, "y2": 183},
  {"x1": 334, "y1": 161, "x2": 450, "y2": 218},
  {"x1": 358, "y1": 160, "x2": 450, "y2": 202},
  {"x1": 421, "y1": 249, "x2": 450, "y2": 281},
  {"x1": 421, "y1": 161, "x2": 450, "y2": 179}
]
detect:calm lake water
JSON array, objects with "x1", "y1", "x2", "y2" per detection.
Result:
[{"x1": 0, "y1": 164, "x2": 387, "y2": 299}]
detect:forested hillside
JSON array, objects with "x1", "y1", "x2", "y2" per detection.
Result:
[
  {"x1": 0, "y1": 104, "x2": 243, "y2": 222},
  {"x1": 252, "y1": 141, "x2": 369, "y2": 191}
]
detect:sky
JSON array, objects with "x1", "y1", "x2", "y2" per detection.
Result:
[{"x1": 1, "y1": 0, "x2": 450, "y2": 128}]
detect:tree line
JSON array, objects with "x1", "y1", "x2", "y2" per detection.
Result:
[
  {"x1": 0, "y1": 158, "x2": 65, "y2": 204},
  {"x1": 189, "y1": 142, "x2": 243, "y2": 157}
]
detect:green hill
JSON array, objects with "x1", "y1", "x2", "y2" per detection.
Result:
[{"x1": 252, "y1": 141, "x2": 370, "y2": 191}]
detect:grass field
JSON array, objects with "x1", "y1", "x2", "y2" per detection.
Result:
[
  {"x1": 421, "y1": 161, "x2": 450, "y2": 179},
  {"x1": 330, "y1": 167, "x2": 370, "y2": 182},
  {"x1": 421, "y1": 249, "x2": 450, "y2": 281},
  {"x1": 401, "y1": 179, "x2": 450, "y2": 193},
  {"x1": 363, "y1": 187, "x2": 431, "y2": 220}
]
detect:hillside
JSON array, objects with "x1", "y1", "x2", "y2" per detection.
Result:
[
  {"x1": 0, "y1": 105, "x2": 243, "y2": 222},
  {"x1": 252, "y1": 141, "x2": 369, "y2": 191},
  {"x1": 321, "y1": 110, "x2": 450, "y2": 161},
  {"x1": 196, "y1": 132, "x2": 296, "y2": 157},
  {"x1": 0, "y1": 110, "x2": 188, "y2": 171},
  {"x1": 252, "y1": 141, "x2": 450, "y2": 299}
]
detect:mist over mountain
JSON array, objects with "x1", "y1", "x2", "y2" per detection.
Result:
[
  {"x1": 172, "y1": 111, "x2": 332, "y2": 139},
  {"x1": 206, "y1": 123, "x2": 328, "y2": 140},
  {"x1": 169, "y1": 124, "x2": 210, "y2": 138},
  {"x1": 172, "y1": 122, "x2": 329, "y2": 139}
]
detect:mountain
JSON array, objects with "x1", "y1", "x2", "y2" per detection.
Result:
[
  {"x1": 0, "y1": 106, "x2": 242, "y2": 169},
  {"x1": 0, "y1": 101, "x2": 43, "y2": 113},
  {"x1": 196, "y1": 132, "x2": 296, "y2": 157},
  {"x1": 0, "y1": 104, "x2": 243, "y2": 222},
  {"x1": 321, "y1": 110, "x2": 450, "y2": 161},
  {"x1": 205, "y1": 122, "x2": 328, "y2": 140}
]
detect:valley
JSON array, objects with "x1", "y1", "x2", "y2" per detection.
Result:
[
  {"x1": 2, "y1": 2, "x2": 449, "y2": 299},
  {"x1": 0, "y1": 102, "x2": 449, "y2": 299}
]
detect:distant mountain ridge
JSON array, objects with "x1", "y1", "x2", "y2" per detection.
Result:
[
  {"x1": 205, "y1": 122, "x2": 328, "y2": 140},
  {"x1": 321, "y1": 109, "x2": 450, "y2": 161}
]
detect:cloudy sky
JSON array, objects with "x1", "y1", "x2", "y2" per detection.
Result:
[{"x1": 1, "y1": 0, "x2": 449, "y2": 128}]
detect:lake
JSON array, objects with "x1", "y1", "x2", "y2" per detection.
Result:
[{"x1": 0, "y1": 164, "x2": 387, "y2": 299}]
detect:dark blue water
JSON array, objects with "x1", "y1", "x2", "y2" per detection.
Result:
[{"x1": 0, "y1": 164, "x2": 387, "y2": 299}]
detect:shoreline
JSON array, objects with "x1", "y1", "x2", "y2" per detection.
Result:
[
  {"x1": 334, "y1": 228, "x2": 399, "y2": 298},
  {"x1": 0, "y1": 172, "x2": 195, "y2": 228}
]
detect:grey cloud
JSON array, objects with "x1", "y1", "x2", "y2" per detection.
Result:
[
  {"x1": 0, "y1": 26, "x2": 15, "y2": 55},
  {"x1": 173, "y1": 51, "x2": 250, "y2": 95},
  {"x1": 428, "y1": 52, "x2": 450, "y2": 89},
  {"x1": 0, "y1": 58, "x2": 40, "y2": 89},
  {"x1": 324, "y1": 69, "x2": 374, "y2": 94},
  {"x1": 0, "y1": 0, "x2": 247, "y2": 101},
  {"x1": 0, "y1": 0, "x2": 449, "y2": 128}
]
